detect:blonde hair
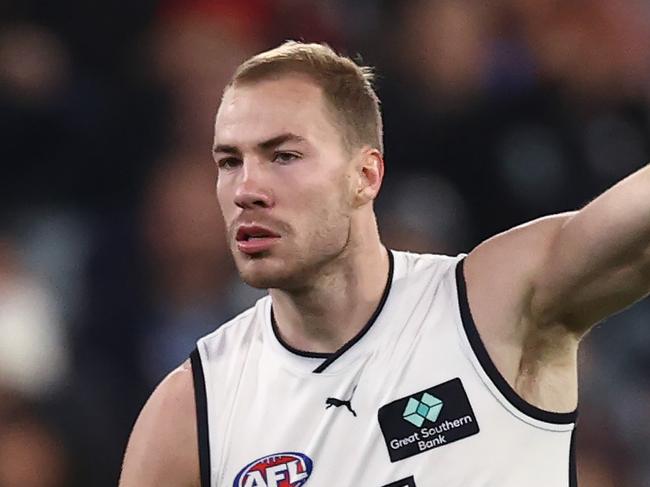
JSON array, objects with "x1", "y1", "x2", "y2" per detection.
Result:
[{"x1": 228, "y1": 41, "x2": 383, "y2": 153}]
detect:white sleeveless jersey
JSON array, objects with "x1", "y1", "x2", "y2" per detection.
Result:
[{"x1": 191, "y1": 251, "x2": 577, "y2": 487}]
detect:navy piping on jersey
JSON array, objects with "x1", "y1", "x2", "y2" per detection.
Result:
[
  {"x1": 271, "y1": 309, "x2": 332, "y2": 359},
  {"x1": 190, "y1": 348, "x2": 211, "y2": 487},
  {"x1": 270, "y1": 249, "x2": 395, "y2": 373},
  {"x1": 569, "y1": 427, "x2": 578, "y2": 487},
  {"x1": 455, "y1": 258, "x2": 578, "y2": 425}
]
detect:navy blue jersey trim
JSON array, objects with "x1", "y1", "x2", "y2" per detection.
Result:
[
  {"x1": 569, "y1": 427, "x2": 578, "y2": 486},
  {"x1": 313, "y1": 249, "x2": 395, "y2": 373},
  {"x1": 455, "y1": 258, "x2": 578, "y2": 425},
  {"x1": 269, "y1": 249, "x2": 394, "y2": 373},
  {"x1": 271, "y1": 309, "x2": 332, "y2": 359},
  {"x1": 190, "y1": 348, "x2": 211, "y2": 487}
]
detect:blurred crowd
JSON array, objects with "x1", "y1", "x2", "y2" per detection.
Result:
[{"x1": 1, "y1": 0, "x2": 649, "y2": 485}]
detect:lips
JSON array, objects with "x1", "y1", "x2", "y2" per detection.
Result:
[{"x1": 235, "y1": 224, "x2": 281, "y2": 254}]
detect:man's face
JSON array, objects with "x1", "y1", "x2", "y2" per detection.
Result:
[{"x1": 213, "y1": 75, "x2": 356, "y2": 290}]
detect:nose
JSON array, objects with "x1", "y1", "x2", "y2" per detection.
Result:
[{"x1": 234, "y1": 160, "x2": 274, "y2": 210}]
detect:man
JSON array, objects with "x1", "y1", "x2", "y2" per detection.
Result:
[{"x1": 119, "y1": 41, "x2": 650, "y2": 487}]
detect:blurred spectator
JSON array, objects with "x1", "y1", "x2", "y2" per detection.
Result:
[
  {"x1": 397, "y1": 0, "x2": 494, "y2": 106},
  {"x1": 0, "y1": 236, "x2": 69, "y2": 398},
  {"x1": 576, "y1": 409, "x2": 633, "y2": 487},
  {"x1": 0, "y1": 19, "x2": 163, "y2": 212},
  {"x1": 379, "y1": 174, "x2": 470, "y2": 254},
  {"x1": 0, "y1": 24, "x2": 69, "y2": 102},
  {"x1": 508, "y1": 0, "x2": 650, "y2": 101},
  {"x1": 149, "y1": 7, "x2": 261, "y2": 152},
  {"x1": 0, "y1": 396, "x2": 72, "y2": 487}
]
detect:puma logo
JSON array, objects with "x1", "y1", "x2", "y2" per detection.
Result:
[{"x1": 325, "y1": 386, "x2": 357, "y2": 416}]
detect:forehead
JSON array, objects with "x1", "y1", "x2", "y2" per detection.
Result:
[{"x1": 214, "y1": 75, "x2": 341, "y2": 148}]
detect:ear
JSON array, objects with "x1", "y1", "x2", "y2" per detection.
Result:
[{"x1": 353, "y1": 148, "x2": 384, "y2": 207}]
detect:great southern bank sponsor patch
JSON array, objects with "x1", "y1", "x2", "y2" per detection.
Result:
[{"x1": 378, "y1": 378, "x2": 479, "y2": 462}]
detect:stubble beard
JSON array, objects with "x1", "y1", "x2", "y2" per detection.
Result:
[{"x1": 233, "y1": 216, "x2": 352, "y2": 291}]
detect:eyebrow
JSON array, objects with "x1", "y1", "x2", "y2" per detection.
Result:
[{"x1": 212, "y1": 133, "x2": 306, "y2": 155}]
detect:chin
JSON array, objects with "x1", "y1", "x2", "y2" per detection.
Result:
[
  {"x1": 236, "y1": 255, "x2": 298, "y2": 290},
  {"x1": 232, "y1": 240, "x2": 346, "y2": 290},
  {"x1": 239, "y1": 268, "x2": 296, "y2": 290}
]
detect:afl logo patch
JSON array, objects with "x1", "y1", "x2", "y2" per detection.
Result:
[{"x1": 234, "y1": 452, "x2": 313, "y2": 487}]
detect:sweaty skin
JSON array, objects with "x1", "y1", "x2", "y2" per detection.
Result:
[{"x1": 119, "y1": 73, "x2": 650, "y2": 486}]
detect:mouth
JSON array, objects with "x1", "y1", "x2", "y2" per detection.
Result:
[{"x1": 235, "y1": 224, "x2": 281, "y2": 255}]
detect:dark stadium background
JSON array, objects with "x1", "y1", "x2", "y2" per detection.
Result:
[{"x1": 1, "y1": 0, "x2": 649, "y2": 485}]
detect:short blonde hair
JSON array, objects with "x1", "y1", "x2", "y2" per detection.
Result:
[{"x1": 228, "y1": 41, "x2": 383, "y2": 154}]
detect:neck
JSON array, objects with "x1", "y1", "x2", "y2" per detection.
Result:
[{"x1": 270, "y1": 229, "x2": 390, "y2": 355}]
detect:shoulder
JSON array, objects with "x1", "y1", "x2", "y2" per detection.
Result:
[
  {"x1": 392, "y1": 249, "x2": 463, "y2": 285},
  {"x1": 119, "y1": 361, "x2": 199, "y2": 487},
  {"x1": 463, "y1": 213, "x2": 574, "y2": 326},
  {"x1": 466, "y1": 213, "x2": 572, "y2": 279},
  {"x1": 197, "y1": 295, "x2": 270, "y2": 356}
]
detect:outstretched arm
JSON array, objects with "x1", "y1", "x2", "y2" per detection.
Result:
[
  {"x1": 468, "y1": 163, "x2": 650, "y2": 339},
  {"x1": 530, "y1": 163, "x2": 650, "y2": 333},
  {"x1": 119, "y1": 361, "x2": 200, "y2": 487}
]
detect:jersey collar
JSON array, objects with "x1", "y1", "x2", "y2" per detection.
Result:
[{"x1": 265, "y1": 249, "x2": 396, "y2": 374}]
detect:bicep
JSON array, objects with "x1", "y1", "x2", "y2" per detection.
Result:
[
  {"x1": 469, "y1": 210, "x2": 650, "y2": 338},
  {"x1": 531, "y1": 210, "x2": 650, "y2": 332},
  {"x1": 119, "y1": 362, "x2": 200, "y2": 487}
]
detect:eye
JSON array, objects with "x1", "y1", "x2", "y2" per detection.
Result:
[
  {"x1": 217, "y1": 157, "x2": 242, "y2": 170},
  {"x1": 273, "y1": 151, "x2": 300, "y2": 164}
]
